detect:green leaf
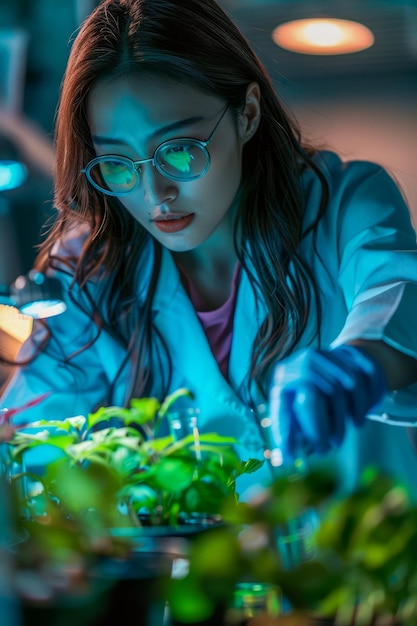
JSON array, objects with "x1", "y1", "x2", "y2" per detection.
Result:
[
  {"x1": 183, "y1": 481, "x2": 232, "y2": 515},
  {"x1": 142, "y1": 435, "x2": 175, "y2": 455},
  {"x1": 25, "y1": 416, "x2": 87, "y2": 433},
  {"x1": 87, "y1": 398, "x2": 162, "y2": 432},
  {"x1": 195, "y1": 433, "x2": 237, "y2": 445},
  {"x1": 161, "y1": 436, "x2": 238, "y2": 461},
  {"x1": 110, "y1": 447, "x2": 144, "y2": 477},
  {"x1": 129, "y1": 397, "x2": 161, "y2": 423},
  {"x1": 119, "y1": 484, "x2": 158, "y2": 512},
  {"x1": 10, "y1": 433, "x2": 76, "y2": 460},
  {"x1": 167, "y1": 577, "x2": 215, "y2": 623},
  {"x1": 238, "y1": 458, "x2": 265, "y2": 476},
  {"x1": 157, "y1": 388, "x2": 194, "y2": 418},
  {"x1": 34, "y1": 434, "x2": 77, "y2": 451},
  {"x1": 151, "y1": 457, "x2": 195, "y2": 492},
  {"x1": 86, "y1": 405, "x2": 133, "y2": 429},
  {"x1": 10, "y1": 429, "x2": 51, "y2": 443},
  {"x1": 65, "y1": 415, "x2": 87, "y2": 431},
  {"x1": 189, "y1": 527, "x2": 242, "y2": 578}
]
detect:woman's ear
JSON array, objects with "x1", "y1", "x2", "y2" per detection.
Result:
[{"x1": 239, "y1": 82, "x2": 261, "y2": 143}]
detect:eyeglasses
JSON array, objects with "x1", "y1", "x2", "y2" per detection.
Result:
[{"x1": 82, "y1": 105, "x2": 229, "y2": 196}]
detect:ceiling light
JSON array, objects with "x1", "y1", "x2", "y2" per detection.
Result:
[{"x1": 272, "y1": 18, "x2": 375, "y2": 55}]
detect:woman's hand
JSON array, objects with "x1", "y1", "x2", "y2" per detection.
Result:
[{"x1": 268, "y1": 345, "x2": 387, "y2": 462}]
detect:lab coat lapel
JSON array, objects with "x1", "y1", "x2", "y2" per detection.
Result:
[
  {"x1": 228, "y1": 269, "x2": 268, "y2": 396},
  {"x1": 151, "y1": 248, "x2": 241, "y2": 406}
]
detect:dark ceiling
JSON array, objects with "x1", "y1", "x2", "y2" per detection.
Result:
[
  {"x1": 2, "y1": 0, "x2": 416, "y2": 130},
  {"x1": 217, "y1": 0, "x2": 417, "y2": 82}
]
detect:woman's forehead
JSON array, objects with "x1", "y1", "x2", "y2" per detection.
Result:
[
  {"x1": 86, "y1": 74, "x2": 225, "y2": 151},
  {"x1": 87, "y1": 74, "x2": 221, "y2": 125}
]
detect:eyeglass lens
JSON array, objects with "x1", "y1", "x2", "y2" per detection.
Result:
[{"x1": 88, "y1": 140, "x2": 210, "y2": 194}]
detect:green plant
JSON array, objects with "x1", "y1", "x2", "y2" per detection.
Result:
[
  {"x1": 5, "y1": 388, "x2": 262, "y2": 529},
  {"x1": 167, "y1": 466, "x2": 417, "y2": 625},
  {"x1": 4, "y1": 392, "x2": 417, "y2": 625},
  {"x1": 2, "y1": 388, "x2": 264, "y2": 613}
]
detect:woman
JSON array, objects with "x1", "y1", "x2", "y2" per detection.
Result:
[{"x1": 2, "y1": 0, "x2": 417, "y2": 499}]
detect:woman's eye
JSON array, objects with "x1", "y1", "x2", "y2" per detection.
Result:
[
  {"x1": 101, "y1": 161, "x2": 130, "y2": 181},
  {"x1": 163, "y1": 146, "x2": 193, "y2": 172},
  {"x1": 102, "y1": 161, "x2": 127, "y2": 174},
  {"x1": 97, "y1": 160, "x2": 136, "y2": 188}
]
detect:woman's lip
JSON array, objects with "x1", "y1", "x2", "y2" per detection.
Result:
[{"x1": 153, "y1": 213, "x2": 195, "y2": 233}]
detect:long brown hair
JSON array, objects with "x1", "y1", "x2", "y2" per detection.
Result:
[{"x1": 35, "y1": 0, "x2": 328, "y2": 403}]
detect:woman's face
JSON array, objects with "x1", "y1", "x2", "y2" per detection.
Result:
[{"x1": 87, "y1": 75, "x2": 246, "y2": 252}]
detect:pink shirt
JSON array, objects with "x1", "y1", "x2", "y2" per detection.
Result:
[{"x1": 180, "y1": 264, "x2": 241, "y2": 379}]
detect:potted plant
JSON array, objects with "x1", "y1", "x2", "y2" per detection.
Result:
[{"x1": 2, "y1": 388, "x2": 263, "y2": 626}]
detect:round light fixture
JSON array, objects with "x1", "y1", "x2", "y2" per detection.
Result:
[
  {"x1": 272, "y1": 18, "x2": 375, "y2": 55},
  {"x1": 9, "y1": 271, "x2": 66, "y2": 319}
]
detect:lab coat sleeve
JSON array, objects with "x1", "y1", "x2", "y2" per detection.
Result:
[{"x1": 329, "y1": 160, "x2": 417, "y2": 424}]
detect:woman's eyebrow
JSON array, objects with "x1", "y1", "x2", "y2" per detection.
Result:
[{"x1": 91, "y1": 115, "x2": 206, "y2": 146}]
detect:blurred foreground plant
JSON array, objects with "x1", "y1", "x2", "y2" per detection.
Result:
[{"x1": 167, "y1": 466, "x2": 417, "y2": 625}]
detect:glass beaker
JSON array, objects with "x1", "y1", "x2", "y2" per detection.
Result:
[{"x1": 167, "y1": 408, "x2": 201, "y2": 461}]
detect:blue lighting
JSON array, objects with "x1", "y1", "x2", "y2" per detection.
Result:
[{"x1": 0, "y1": 160, "x2": 27, "y2": 191}]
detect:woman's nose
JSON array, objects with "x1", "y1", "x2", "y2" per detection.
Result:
[{"x1": 142, "y1": 163, "x2": 178, "y2": 206}]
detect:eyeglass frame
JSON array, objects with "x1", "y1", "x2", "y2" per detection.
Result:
[{"x1": 82, "y1": 104, "x2": 230, "y2": 196}]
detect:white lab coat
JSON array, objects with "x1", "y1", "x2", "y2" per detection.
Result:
[{"x1": 2, "y1": 151, "x2": 417, "y2": 499}]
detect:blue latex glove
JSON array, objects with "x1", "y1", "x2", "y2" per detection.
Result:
[{"x1": 268, "y1": 345, "x2": 388, "y2": 462}]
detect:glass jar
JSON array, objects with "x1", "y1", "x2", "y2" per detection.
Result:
[{"x1": 224, "y1": 582, "x2": 281, "y2": 626}]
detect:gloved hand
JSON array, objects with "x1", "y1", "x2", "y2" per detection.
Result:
[{"x1": 268, "y1": 344, "x2": 388, "y2": 463}]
